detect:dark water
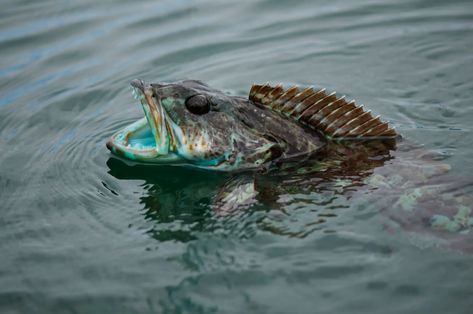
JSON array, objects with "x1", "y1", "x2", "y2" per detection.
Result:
[{"x1": 1, "y1": 0, "x2": 473, "y2": 313}]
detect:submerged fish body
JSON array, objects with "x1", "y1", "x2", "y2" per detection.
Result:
[{"x1": 107, "y1": 79, "x2": 397, "y2": 171}]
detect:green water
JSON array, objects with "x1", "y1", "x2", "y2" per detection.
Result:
[{"x1": 1, "y1": 0, "x2": 473, "y2": 313}]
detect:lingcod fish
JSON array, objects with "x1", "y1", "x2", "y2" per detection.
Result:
[
  {"x1": 106, "y1": 79, "x2": 397, "y2": 171},
  {"x1": 106, "y1": 79, "x2": 473, "y2": 251}
]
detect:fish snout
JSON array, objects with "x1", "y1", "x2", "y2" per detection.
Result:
[
  {"x1": 131, "y1": 79, "x2": 155, "y2": 98},
  {"x1": 130, "y1": 79, "x2": 146, "y2": 91}
]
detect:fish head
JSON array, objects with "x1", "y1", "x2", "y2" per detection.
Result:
[{"x1": 106, "y1": 79, "x2": 282, "y2": 171}]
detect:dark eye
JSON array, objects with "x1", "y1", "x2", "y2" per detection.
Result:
[{"x1": 185, "y1": 95, "x2": 210, "y2": 115}]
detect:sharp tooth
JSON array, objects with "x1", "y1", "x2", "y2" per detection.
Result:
[{"x1": 132, "y1": 88, "x2": 141, "y2": 100}]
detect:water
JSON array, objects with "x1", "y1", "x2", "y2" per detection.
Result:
[{"x1": 1, "y1": 0, "x2": 473, "y2": 313}]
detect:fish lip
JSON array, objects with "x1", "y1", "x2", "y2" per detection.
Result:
[{"x1": 106, "y1": 138, "x2": 113, "y2": 151}]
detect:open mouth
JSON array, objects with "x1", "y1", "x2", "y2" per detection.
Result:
[{"x1": 106, "y1": 80, "x2": 179, "y2": 163}]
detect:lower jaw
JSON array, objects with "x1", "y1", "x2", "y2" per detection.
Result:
[
  {"x1": 108, "y1": 134, "x2": 234, "y2": 169},
  {"x1": 107, "y1": 117, "x2": 183, "y2": 163},
  {"x1": 107, "y1": 116, "x2": 231, "y2": 168}
]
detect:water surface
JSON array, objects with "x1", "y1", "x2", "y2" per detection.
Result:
[{"x1": 1, "y1": 0, "x2": 473, "y2": 313}]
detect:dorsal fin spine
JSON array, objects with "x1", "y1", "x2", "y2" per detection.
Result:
[
  {"x1": 289, "y1": 88, "x2": 326, "y2": 117},
  {"x1": 325, "y1": 101, "x2": 357, "y2": 133},
  {"x1": 362, "y1": 123, "x2": 389, "y2": 137},
  {"x1": 348, "y1": 115, "x2": 381, "y2": 136},
  {"x1": 334, "y1": 109, "x2": 371, "y2": 136},
  {"x1": 326, "y1": 99, "x2": 355, "y2": 123},
  {"x1": 308, "y1": 97, "x2": 342, "y2": 127},
  {"x1": 317, "y1": 96, "x2": 346, "y2": 126},
  {"x1": 273, "y1": 86, "x2": 298, "y2": 110},
  {"x1": 281, "y1": 87, "x2": 314, "y2": 113},
  {"x1": 296, "y1": 90, "x2": 334, "y2": 120},
  {"x1": 300, "y1": 91, "x2": 337, "y2": 122}
]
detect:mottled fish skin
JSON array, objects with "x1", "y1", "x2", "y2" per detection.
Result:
[{"x1": 107, "y1": 80, "x2": 397, "y2": 171}]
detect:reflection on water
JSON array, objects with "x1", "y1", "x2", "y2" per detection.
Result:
[
  {"x1": 2, "y1": 0, "x2": 473, "y2": 313},
  {"x1": 107, "y1": 139, "x2": 473, "y2": 252},
  {"x1": 107, "y1": 158, "x2": 229, "y2": 242}
]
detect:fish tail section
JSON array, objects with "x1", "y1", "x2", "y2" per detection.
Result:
[{"x1": 249, "y1": 83, "x2": 398, "y2": 140}]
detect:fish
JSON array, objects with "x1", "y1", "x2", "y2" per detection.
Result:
[
  {"x1": 106, "y1": 79, "x2": 473, "y2": 251},
  {"x1": 106, "y1": 79, "x2": 398, "y2": 171}
]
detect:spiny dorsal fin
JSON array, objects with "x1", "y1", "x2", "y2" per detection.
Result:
[{"x1": 249, "y1": 83, "x2": 397, "y2": 140}]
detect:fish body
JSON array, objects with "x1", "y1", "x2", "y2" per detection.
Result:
[
  {"x1": 107, "y1": 79, "x2": 397, "y2": 171},
  {"x1": 106, "y1": 80, "x2": 473, "y2": 251}
]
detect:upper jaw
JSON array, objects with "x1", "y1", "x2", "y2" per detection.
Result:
[
  {"x1": 133, "y1": 80, "x2": 173, "y2": 155},
  {"x1": 130, "y1": 79, "x2": 147, "y2": 92}
]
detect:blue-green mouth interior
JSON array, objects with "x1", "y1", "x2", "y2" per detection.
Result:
[{"x1": 127, "y1": 122, "x2": 156, "y2": 150}]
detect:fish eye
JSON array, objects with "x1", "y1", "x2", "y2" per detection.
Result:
[{"x1": 185, "y1": 95, "x2": 210, "y2": 115}]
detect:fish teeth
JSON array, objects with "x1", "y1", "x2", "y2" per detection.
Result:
[{"x1": 131, "y1": 88, "x2": 140, "y2": 100}]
